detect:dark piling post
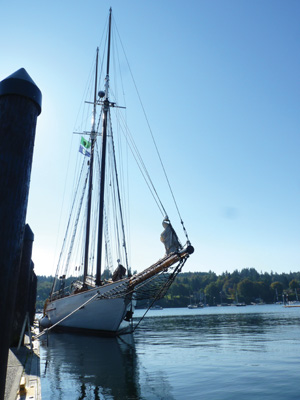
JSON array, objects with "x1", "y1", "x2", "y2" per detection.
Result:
[
  {"x1": 0, "y1": 68, "x2": 41, "y2": 398},
  {"x1": 11, "y1": 224, "x2": 34, "y2": 347},
  {"x1": 29, "y1": 264, "x2": 37, "y2": 326}
]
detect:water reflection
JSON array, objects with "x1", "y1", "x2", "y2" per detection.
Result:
[
  {"x1": 134, "y1": 306, "x2": 300, "y2": 353},
  {"x1": 40, "y1": 333, "x2": 139, "y2": 400},
  {"x1": 40, "y1": 331, "x2": 176, "y2": 400},
  {"x1": 40, "y1": 306, "x2": 300, "y2": 400}
]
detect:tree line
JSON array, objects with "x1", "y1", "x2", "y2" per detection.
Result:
[
  {"x1": 36, "y1": 268, "x2": 300, "y2": 311},
  {"x1": 160, "y1": 268, "x2": 300, "y2": 308}
]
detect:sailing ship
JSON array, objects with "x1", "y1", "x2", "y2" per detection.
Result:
[{"x1": 40, "y1": 9, "x2": 194, "y2": 335}]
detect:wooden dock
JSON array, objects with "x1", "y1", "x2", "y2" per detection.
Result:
[{"x1": 5, "y1": 324, "x2": 41, "y2": 400}]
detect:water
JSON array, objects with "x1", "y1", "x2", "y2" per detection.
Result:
[{"x1": 39, "y1": 305, "x2": 300, "y2": 399}]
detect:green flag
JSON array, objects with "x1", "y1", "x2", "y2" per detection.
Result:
[{"x1": 81, "y1": 136, "x2": 91, "y2": 149}]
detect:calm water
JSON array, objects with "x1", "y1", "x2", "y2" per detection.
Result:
[{"x1": 39, "y1": 305, "x2": 300, "y2": 399}]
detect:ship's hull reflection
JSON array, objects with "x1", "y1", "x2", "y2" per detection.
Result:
[{"x1": 40, "y1": 332, "x2": 139, "y2": 399}]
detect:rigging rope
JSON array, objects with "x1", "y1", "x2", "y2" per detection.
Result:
[
  {"x1": 114, "y1": 108, "x2": 167, "y2": 217},
  {"x1": 114, "y1": 19, "x2": 190, "y2": 243},
  {"x1": 34, "y1": 291, "x2": 100, "y2": 340},
  {"x1": 108, "y1": 109, "x2": 129, "y2": 271},
  {"x1": 132, "y1": 258, "x2": 186, "y2": 332},
  {"x1": 63, "y1": 168, "x2": 89, "y2": 276},
  {"x1": 52, "y1": 159, "x2": 87, "y2": 290}
]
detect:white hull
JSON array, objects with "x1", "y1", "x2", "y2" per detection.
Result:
[{"x1": 43, "y1": 280, "x2": 135, "y2": 334}]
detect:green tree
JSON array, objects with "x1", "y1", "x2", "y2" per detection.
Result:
[
  {"x1": 222, "y1": 278, "x2": 237, "y2": 300},
  {"x1": 169, "y1": 282, "x2": 189, "y2": 297},
  {"x1": 237, "y1": 279, "x2": 254, "y2": 303},
  {"x1": 254, "y1": 281, "x2": 272, "y2": 303},
  {"x1": 240, "y1": 268, "x2": 260, "y2": 281},
  {"x1": 289, "y1": 279, "x2": 299, "y2": 290},
  {"x1": 204, "y1": 282, "x2": 219, "y2": 305},
  {"x1": 270, "y1": 281, "x2": 284, "y2": 293},
  {"x1": 191, "y1": 276, "x2": 201, "y2": 292}
]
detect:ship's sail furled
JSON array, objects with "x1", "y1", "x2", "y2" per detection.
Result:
[{"x1": 160, "y1": 218, "x2": 182, "y2": 255}]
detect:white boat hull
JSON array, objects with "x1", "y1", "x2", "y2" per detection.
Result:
[{"x1": 42, "y1": 281, "x2": 135, "y2": 335}]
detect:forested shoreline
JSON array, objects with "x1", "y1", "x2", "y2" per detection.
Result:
[
  {"x1": 159, "y1": 269, "x2": 300, "y2": 308},
  {"x1": 36, "y1": 268, "x2": 300, "y2": 310}
]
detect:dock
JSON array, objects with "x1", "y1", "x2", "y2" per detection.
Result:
[{"x1": 4, "y1": 324, "x2": 41, "y2": 400}]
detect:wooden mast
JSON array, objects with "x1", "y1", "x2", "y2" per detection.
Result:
[
  {"x1": 83, "y1": 47, "x2": 99, "y2": 284},
  {"x1": 96, "y1": 8, "x2": 112, "y2": 286}
]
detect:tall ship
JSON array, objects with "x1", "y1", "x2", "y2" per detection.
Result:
[{"x1": 40, "y1": 9, "x2": 194, "y2": 335}]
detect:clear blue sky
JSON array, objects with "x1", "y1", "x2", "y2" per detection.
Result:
[{"x1": 1, "y1": 0, "x2": 299, "y2": 276}]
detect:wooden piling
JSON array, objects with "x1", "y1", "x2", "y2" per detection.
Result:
[
  {"x1": 29, "y1": 265, "x2": 38, "y2": 326},
  {"x1": 0, "y1": 68, "x2": 41, "y2": 399},
  {"x1": 11, "y1": 224, "x2": 34, "y2": 347}
]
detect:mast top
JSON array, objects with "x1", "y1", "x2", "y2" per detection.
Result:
[{"x1": 106, "y1": 7, "x2": 112, "y2": 81}]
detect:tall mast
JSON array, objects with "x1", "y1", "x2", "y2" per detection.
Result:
[
  {"x1": 83, "y1": 47, "x2": 99, "y2": 284},
  {"x1": 96, "y1": 8, "x2": 112, "y2": 286}
]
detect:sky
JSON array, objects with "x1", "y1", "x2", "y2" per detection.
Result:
[{"x1": 1, "y1": 0, "x2": 299, "y2": 277}]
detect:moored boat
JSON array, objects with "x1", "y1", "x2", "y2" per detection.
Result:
[{"x1": 40, "y1": 9, "x2": 193, "y2": 336}]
